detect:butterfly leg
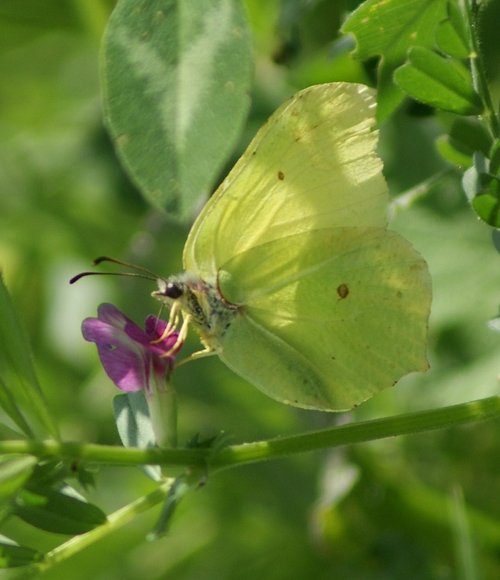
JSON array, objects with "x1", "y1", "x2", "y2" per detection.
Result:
[
  {"x1": 171, "y1": 311, "x2": 219, "y2": 365},
  {"x1": 161, "y1": 311, "x2": 192, "y2": 357},
  {"x1": 176, "y1": 346, "x2": 217, "y2": 367},
  {"x1": 164, "y1": 301, "x2": 182, "y2": 336},
  {"x1": 153, "y1": 303, "x2": 218, "y2": 365},
  {"x1": 150, "y1": 301, "x2": 182, "y2": 346}
]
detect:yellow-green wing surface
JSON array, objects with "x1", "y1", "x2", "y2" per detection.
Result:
[
  {"x1": 183, "y1": 83, "x2": 388, "y2": 280},
  {"x1": 180, "y1": 82, "x2": 431, "y2": 410},
  {"x1": 218, "y1": 228, "x2": 431, "y2": 410}
]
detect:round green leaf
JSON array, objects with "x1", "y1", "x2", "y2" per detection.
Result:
[{"x1": 102, "y1": 0, "x2": 253, "y2": 220}]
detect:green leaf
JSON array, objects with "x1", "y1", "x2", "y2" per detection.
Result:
[
  {"x1": 489, "y1": 139, "x2": 500, "y2": 174},
  {"x1": 150, "y1": 475, "x2": 190, "y2": 540},
  {"x1": 462, "y1": 152, "x2": 488, "y2": 201},
  {"x1": 0, "y1": 421, "x2": 24, "y2": 439},
  {"x1": 462, "y1": 153, "x2": 500, "y2": 227},
  {"x1": 114, "y1": 392, "x2": 162, "y2": 481},
  {"x1": 0, "y1": 536, "x2": 42, "y2": 569},
  {"x1": 102, "y1": 0, "x2": 253, "y2": 221},
  {"x1": 114, "y1": 392, "x2": 154, "y2": 449},
  {"x1": 471, "y1": 178, "x2": 500, "y2": 227},
  {"x1": 0, "y1": 276, "x2": 59, "y2": 440},
  {"x1": 14, "y1": 487, "x2": 107, "y2": 535},
  {"x1": 394, "y1": 46, "x2": 483, "y2": 114},
  {"x1": 0, "y1": 456, "x2": 37, "y2": 506},
  {"x1": 435, "y1": 136, "x2": 473, "y2": 167},
  {"x1": 449, "y1": 118, "x2": 492, "y2": 156},
  {"x1": 436, "y1": 117, "x2": 492, "y2": 167},
  {"x1": 27, "y1": 460, "x2": 69, "y2": 488},
  {"x1": 436, "y1": 1, "x2": 470, "y2": 58},
  {"x1": 342, "y1": 0, "x2": 447, "y2": 120}
]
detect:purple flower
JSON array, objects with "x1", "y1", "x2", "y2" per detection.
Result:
[{"x1": 82, "y1": 304, "x2": 180, "y2": 394}]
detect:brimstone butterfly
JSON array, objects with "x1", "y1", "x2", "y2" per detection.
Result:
[{"x1": 153, "y1": 82, "x2": 431, "y2": 411}]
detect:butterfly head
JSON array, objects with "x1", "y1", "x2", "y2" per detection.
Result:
[
  {"x1": 152, "y1": 273, "x2": 217, "y2": 330},
  {"x1": 154, "y1": 278, "x2": 185, "y2": 301},
  {"x1": 153, "y1": 273, "x2": 238, "y2": 349}
]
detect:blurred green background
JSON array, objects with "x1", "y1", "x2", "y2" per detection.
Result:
[{"x1": 1, "y1": 0, "x2": 500, "y2": 578}]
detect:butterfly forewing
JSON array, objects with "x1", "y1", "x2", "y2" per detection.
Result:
[{"x1": 183, "y1": 83, "x2": 388, "y2": 280}]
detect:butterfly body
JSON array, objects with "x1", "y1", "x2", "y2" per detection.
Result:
[{"x1": 154, "y1": 273, "x2": 239, "y2": 352}]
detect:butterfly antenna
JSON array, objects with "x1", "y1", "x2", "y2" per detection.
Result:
[
  {"x1": 69, "y1": 271, "x2": 157, "y2": 284},
  {"x1": 93, "y1": 256, "x2": 161, "y2": 279},
  {"x1": 70, "y1": 256, "x2": 160, "y2": 285}
]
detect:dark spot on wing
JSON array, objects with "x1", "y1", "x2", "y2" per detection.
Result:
[
  {"x1": 277, "y1": 170, "x2": 285, "y2": 180},
  {"x1": 337, "y1": 283, "x2": 349, "y2": 299}
]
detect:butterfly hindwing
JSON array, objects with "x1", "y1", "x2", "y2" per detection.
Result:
[{"x1": 218, "y1": 228, "x2": 431, "y2": 410}]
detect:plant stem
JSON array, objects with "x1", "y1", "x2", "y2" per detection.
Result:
[
  {"x1": 211, "y1": 395, "x2": 500, "y2": 468},
  {"x1": 1, "y1": 396, "x2": 499, "y2": 470},
  {"x1": 389, "y1": 170, "x2": 451, "y2": 218},
  {"x1": 27, "y1": 394, "x2": 500, "y2": 574},
  {"x1": 35, "y1": 480, "x2": 174, "y2": 573},
  {"x1": 0, "y1": 440, "x2": 205, "y2": 466},
  {"x1": 449, "y1": 485, "x2": 480, "y2": 580}
]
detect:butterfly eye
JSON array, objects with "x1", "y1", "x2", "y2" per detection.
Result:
[{"x1": 164, "y1": 282, "x2": 184, "y2": 299}]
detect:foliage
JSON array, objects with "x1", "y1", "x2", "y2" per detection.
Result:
[{"x1": 1, "y1": 0, "x2": 500, "y2": 578}]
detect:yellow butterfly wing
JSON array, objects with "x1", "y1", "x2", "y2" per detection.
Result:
[
  {"x1": 217, "y1": 228, "x2": 431, "y2": 410},
  {"x1": 183, "y1": 83, "x2": 388, "y2": 280},
  {"x1": 179, "y1": 82, "x2": 431, "y2": 410}
]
